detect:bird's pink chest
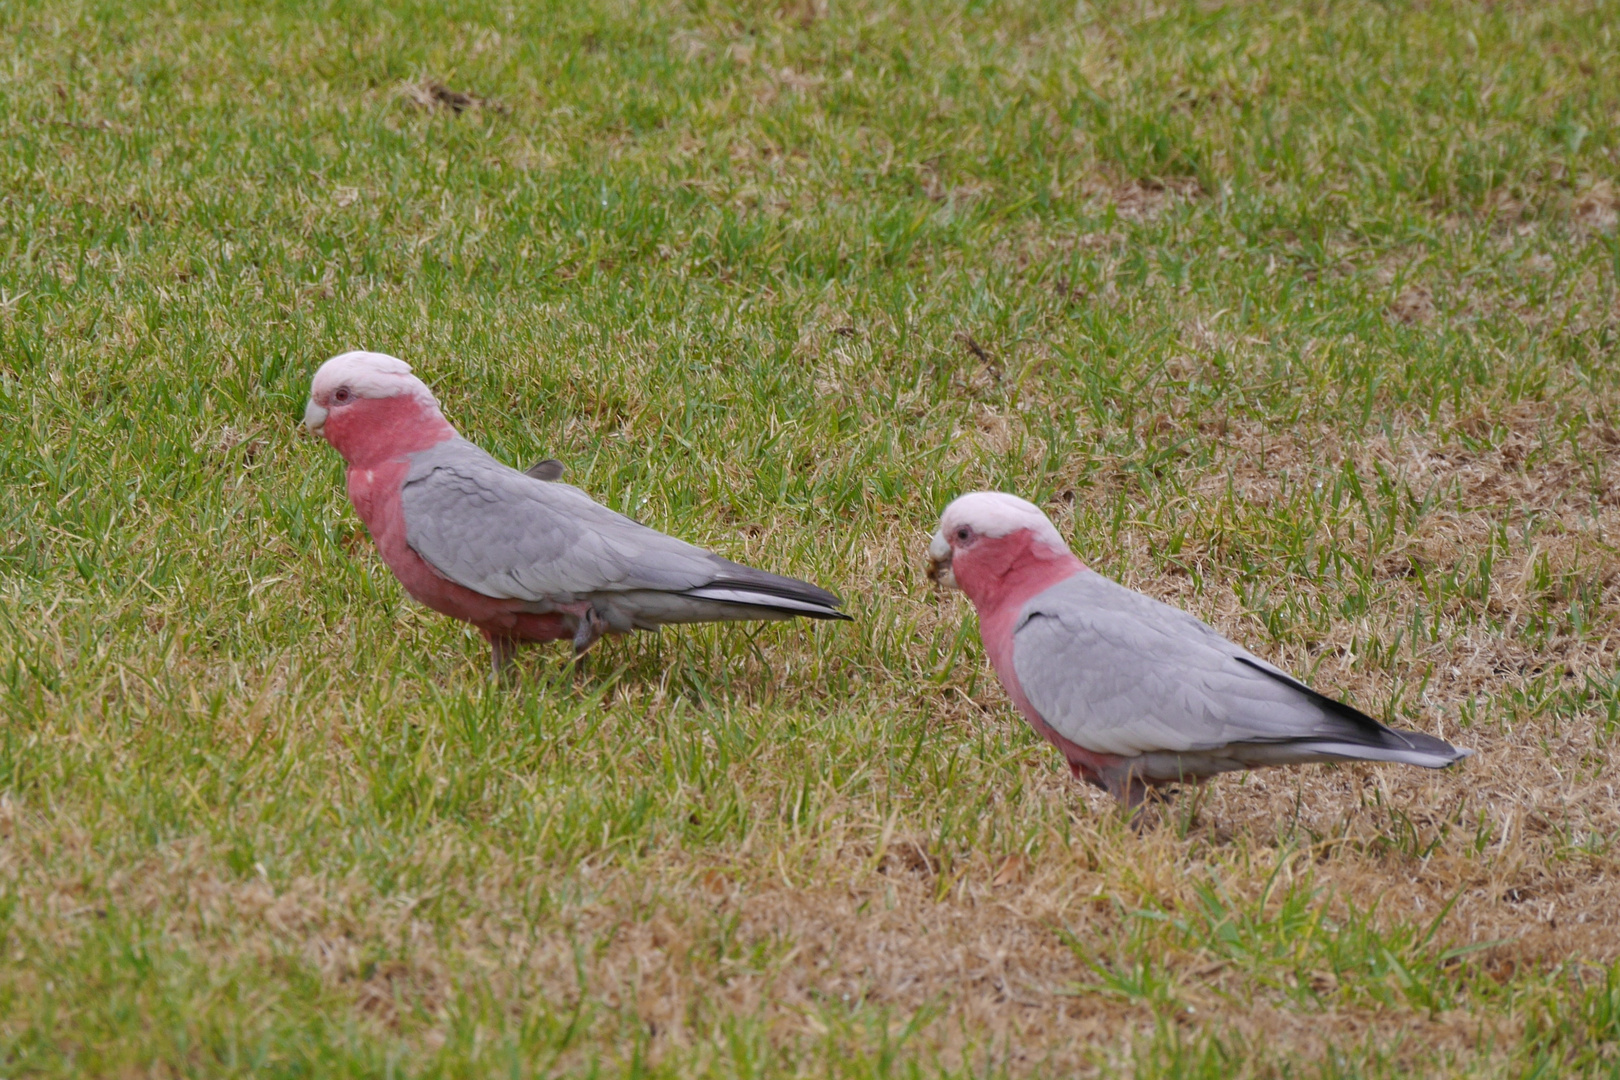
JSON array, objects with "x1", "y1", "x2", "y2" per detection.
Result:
[
  {"x1": 977, "y1": 594, "x2": 1125, "y2": 777},
  {"x1": 957, "y1": 542, "x2": 1124, "y2": 778},
  {"x1": 976, "y1": 602, "x2": 1044, "y2": 726},
  {"x1": 344, "y1": 459, "x2": 507, "y2": 623},
  {"x1": 976, "y1": 606, "x2": 1021, "y2": 690},
  {"x1": 346, "y1": 461, "x2": 407, "y2": 538},
  {"x1": 954, "y1": 533, "x2": 1082, "y2": 686}
]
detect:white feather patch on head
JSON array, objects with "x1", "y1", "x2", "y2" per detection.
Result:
[
  {"x1": 309, "y1": 351, "x2": 440, "y2": 410},
  {"x1": 937, "y1": 491, "x2": 1069, "y2": 553}
]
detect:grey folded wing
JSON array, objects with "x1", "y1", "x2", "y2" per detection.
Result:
[
  {"x1": 399, "y1": 438, "x2": 846, "y2": 619},
  {"x1": 525, "y1": 458, "x2": 566, "y2": 481},
  {"x1": 1009, "y1": 571, "x2": 1461, "y2": 766}
]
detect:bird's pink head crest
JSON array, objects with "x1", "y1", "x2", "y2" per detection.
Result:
[{"x1": 927, "y1": 491, "x2": 1075, "y2": 593}]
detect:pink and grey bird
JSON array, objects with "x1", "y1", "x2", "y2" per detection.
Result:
[
  {"x1": 927, "y1": 492, "x2": 1470, "y2": 807},
  {"x1": 303, "y1": 351, "x2": 849, "y2": 671}
]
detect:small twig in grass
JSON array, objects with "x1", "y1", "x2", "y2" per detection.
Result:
[
  {"x1": 957, "y1": 332, "x2": 992, "y2": 365},
  {"x1": 403, "y1": 80, "x2": 507, "y2": 114},
  {"x1": 49, "y1": 118, "x2": 130, "y2": 134}
]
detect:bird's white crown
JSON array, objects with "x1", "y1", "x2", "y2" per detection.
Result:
[
  {"x1": 310, "y1": 351, "x2": 440, "y2": 410},
  {"x1": 937, "y1": 491, "x2": 1068, "y2": 552}
]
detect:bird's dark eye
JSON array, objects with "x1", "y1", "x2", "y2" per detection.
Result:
[
  {"x1": 956, "y1": 526, "x2": 971, "y2": 541},
  {"x1": 333, "y1": 386, "x2": 352, "y2": 404}
]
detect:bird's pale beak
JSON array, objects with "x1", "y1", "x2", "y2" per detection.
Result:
[
  {"x1": 927, "y1": 530, "x2": 957, "y2": 590},
  {"x1": 302, "y1": 399, "x2": 328, "y2": 437}
]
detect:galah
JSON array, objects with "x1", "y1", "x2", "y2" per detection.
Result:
[
  {"x1": 303, "y1": 351, "x2": 850, "y2": 671},
  {"x1": 927, "y1": 492, "x2": 1470, "y2": 807}
]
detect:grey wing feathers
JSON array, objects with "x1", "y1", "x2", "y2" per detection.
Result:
[
  {"x1": 400, "y1": 439, "x2": 846, "y2": 618},
  {"x1": 525, "y1": 458, "x2": 566, "y2": 481},
  {"x1": 1010, "y1": 572, "x2": 1466, "y2": 767},
  {"x1": 1225, "y1": 656, "x2": 1466, "y2": 765}
]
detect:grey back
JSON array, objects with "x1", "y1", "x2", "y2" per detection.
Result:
[
  {"x1": 1010, "y1": 571, "x2": 1347, "y2": 757},
  {"x1": 400, "y1": 438, "x2": 723, "y2": 602}
]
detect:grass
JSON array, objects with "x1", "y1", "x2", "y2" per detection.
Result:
[{"x1": 1, "y1": 0, "x2": 1618, "y2": 1073}]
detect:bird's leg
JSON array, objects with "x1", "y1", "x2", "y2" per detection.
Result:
[
  {"x1": 571, "y1": 606, "x2": 608, "y2": 658},
  {"x1": 1097, "y1": 765, "x2": 1157, "y2": 831},
  {"x1": 1070, "y1": 761, "x2": 1110, "y2": 792},
  {"x1": 488, "y1": 634, "x2": 520, "y2": 679},
  {"x1": 566, "y1": 608, "x2": 610, "y2": 683},
  {"x1": 1123, "y1": 782, "x2": 1156, "y2": 835},
  {"x1": 1075, "y1": 760, "x2": 1154, "y2": 831}
]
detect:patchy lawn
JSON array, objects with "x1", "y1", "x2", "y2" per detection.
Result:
[{"x1": 1, "y1": 0, "x2": 1618, "y2": 1074}]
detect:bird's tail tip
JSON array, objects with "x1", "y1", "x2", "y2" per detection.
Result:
[
  {"x1": 682, "y1": 584, "x2": 851, "y2": 621},
  {"x1": 1261, "y1": 731, "x2": 1473, "y2": 770},
  {"x1": 1388, "y1": 729, "x2": 1474, "y2": 768}
]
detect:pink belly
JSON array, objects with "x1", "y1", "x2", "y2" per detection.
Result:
[{"x1": 346, "y1": 460, "x2": 572, "y2": 644}]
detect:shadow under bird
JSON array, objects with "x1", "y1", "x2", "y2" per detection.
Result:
[
  {"x1": 927, "y1": 492, "x2": 1472, "y2": 808},
  {"x1": 303, "y1": 351, "x2": 850, "y2": 672}
]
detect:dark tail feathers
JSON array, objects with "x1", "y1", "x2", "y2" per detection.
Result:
[
  {"x1": 1234, "y1": 657, "x2": 1471, "y2": 767},
  {"x1": 685, "y1": 559, "x2": 851, "y2": 621}
]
